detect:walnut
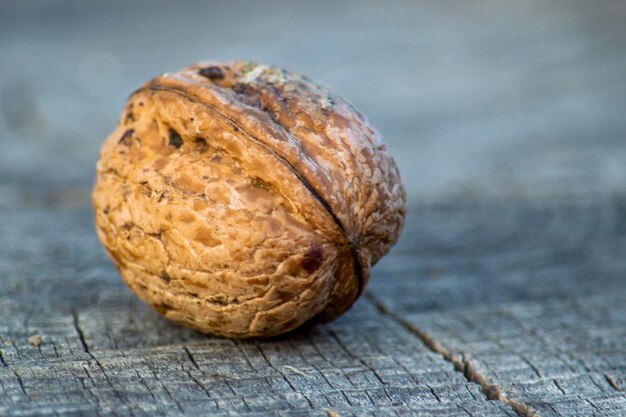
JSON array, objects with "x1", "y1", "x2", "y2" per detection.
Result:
[{"x1": 92, "y1": 60, "x2": 406, "y2": 338}]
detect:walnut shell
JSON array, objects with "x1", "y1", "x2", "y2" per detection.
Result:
[{"x1": 92, "y1": 60, "x2": 406, "y2": 338}]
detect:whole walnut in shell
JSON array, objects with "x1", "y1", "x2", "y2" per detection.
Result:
[{"x1": 92, "y1": 60, "x2": 406, "y2": 338}]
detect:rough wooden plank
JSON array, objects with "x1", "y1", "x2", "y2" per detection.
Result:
[
  {"x1": 369, "y1": 199, "x2": 626, "y2": 416},
  {"x1": 370, "y1": 294, "x2": 626, "y2": 417},
  {"x1": 373, "y1": 197, "x2": 626, "y2": 312},
  {"x1": 0, "y1": 208, "x2": 518, "y2": 416}
]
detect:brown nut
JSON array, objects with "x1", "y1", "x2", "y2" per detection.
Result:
[{"x1": 92, "y1": 60, "x2": 406, "y2": 338}]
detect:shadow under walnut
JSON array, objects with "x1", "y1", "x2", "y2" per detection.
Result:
[{"x1": 92, "y1": 60, "x2": 406, "y2": 338}]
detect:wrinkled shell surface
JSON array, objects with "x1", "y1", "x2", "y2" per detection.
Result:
[{"x1": 92, "y1": 60, "x2": 406, "y2": 338}]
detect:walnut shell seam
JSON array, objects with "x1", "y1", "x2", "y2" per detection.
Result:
[{"x1": 133, "y1": 83, "x2": 366, "y2": 297}]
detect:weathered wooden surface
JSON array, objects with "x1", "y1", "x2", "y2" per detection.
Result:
[
  {"x1": 2, "y1": 1, "x2": 626, "y2": 416},
  {"x1": 370, "y1": 200, "x2": 626, "y2": 415}
]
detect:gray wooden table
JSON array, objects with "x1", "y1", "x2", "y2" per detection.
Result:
[{"x1": 2, "y1": 1, "x2": 626, "y2": 416}]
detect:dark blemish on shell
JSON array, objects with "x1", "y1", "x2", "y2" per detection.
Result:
[
  {"x1": 118, "y1": 128, "x2": 134, "y2": 145},
  {"x1": 138, "y1": 180, "x2": 150, "y2": 196},
  {"x1": 206, "y1": 295, "x2": 228, "y2": 306},
  {"x1": 265, "y1": 108, "x2": 280, "y2": 124},
  {"x1": 155, "y1": 302, "x2": 173, "y2": 314},
  {"x1": 268, "y1": 84, "x2": 288, "y2": 105},
  {"x1": 302, "y1": 246, "x2": 324, "y2": 272},
  {"x1": 168, "y1": 128, "x2": 183, "y2": 148},
  {"x1": 160, "y1": 272, "x2": 171, "y2": 284},
  {"x1": 251, "y1": 177, "x2": 270, "y2": 190},
  {"x1": 125, "y1": 112, "x2": 135, "y2": 124},
  {"x1": 194, "y1": 137, "x2": 207, "y2": 150},
  {"x1": 232, "y1": 83, "x2": 248, "y2": 94},
  {"x1": 231, "y1": 83, "x2": 262, "y2": 107},
  {"x1": 198, "y1": 66, "x2": 225, "y2": 80}
]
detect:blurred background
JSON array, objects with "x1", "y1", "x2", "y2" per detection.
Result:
[{"x1": 2, "y1": 0, "x2": 626, "y2": 209}]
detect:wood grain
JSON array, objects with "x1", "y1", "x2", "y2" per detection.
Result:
[
  {"x1": 369, "y1": 200, "x2": 626, "y2": 416},
  {"x1": 0, "y1": 209, "x2": 516, "y2": 417}
]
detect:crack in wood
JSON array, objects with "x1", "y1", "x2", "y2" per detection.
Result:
[
  {"x1": 553, "y1": 379, "x2": 566, "y2": 396},
  {"x1": 183, "y1": 345, "x2": 200, "y2": 370},
  {"x1": 71, "y1": 311, "x2": 125, "y2": 405},
  {"x1": 12, "y1": 369, "x2": 27, "y2": 397},
  {"x1": 427, "y1": 385, "x2": 442, "y2": 403},
  {"x1": 326, "y1": 328, "x2": 388, "y2": 389},
  {"x1": 134, "y1": 369, "x2": 160, "y2": 405},
  {"x1": 149, "y1": 363, "x2": 186, "y2": 414},
  {"x1": 184, "y1": 368, "x2": 213, "y2": 401},
  {"x1": 79, "y1": 364, "x2": 104, "y2": 405},
  {"x1": 585, "y1": 398, "x2": 600, "y2": 411},
  {"x1": 72, "y1": 311, "x2": 91, "y2": 355},
  {"x1": 605, "y1": 374, "x2": 622, "y2": 392},
  {"x1": 254, "y1": 343, "x2": 315, "y2": 409},
  {"x1": 364, "y1": 292, "x2": 541, "y2": 417}
]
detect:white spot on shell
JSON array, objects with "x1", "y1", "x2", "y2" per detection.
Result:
[{"x1": 240, "y1": 64, "x2": 285, "y2": 85}]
